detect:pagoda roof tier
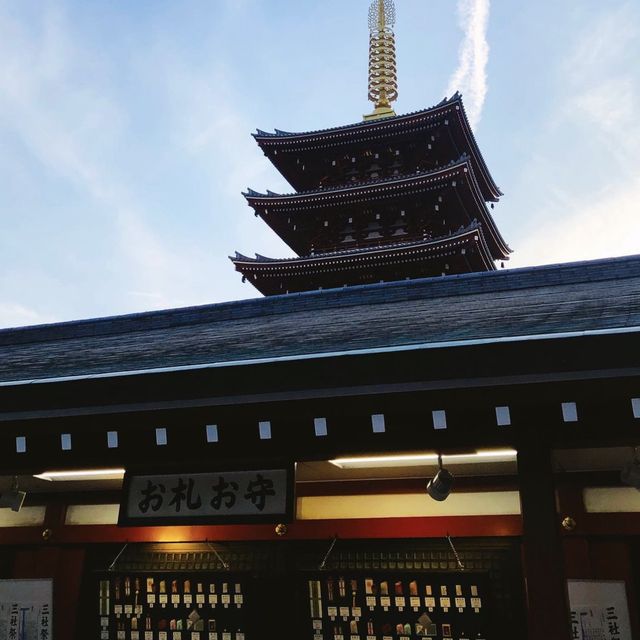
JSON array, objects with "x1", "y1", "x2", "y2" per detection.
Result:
[
  {"x1": 245, "y1": 157, "x2": 511, "y2": 260},
  {"x1": 253, "y1": 93, "x2": 502, "y2": 201},
  {"x1": 231, "y1": 224, "x2": 497, "y2": 296}
]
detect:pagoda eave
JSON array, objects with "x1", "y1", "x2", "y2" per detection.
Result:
[
  {"x1": 253, "y1": 94, "x2": 501, "y2": 201},
  {"x1": 231, "y1": 226, "x2": 497, "y2": 296},
  {"x1": 244, "y1": 159, "x2": 473, "y2": 209},
  {"x1": 252, "y1": 95, "x2": 459, "y2": 144},
  {"x1": 245, "y1": 160, "x2": 511, "y2": 260}
]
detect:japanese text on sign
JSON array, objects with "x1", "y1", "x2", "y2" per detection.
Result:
[
  {"x1": 124, "y1": 469, "x2": 289, "y2": 522},
  {"x1": 0, "y1": 580, "x2": 53, "y2": 640},
  {"x1": 568, "y1": 580, "x2": 632, "y2": 640}
]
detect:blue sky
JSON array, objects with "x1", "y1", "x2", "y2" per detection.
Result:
[{"x1": 0, "y1": 0, "x2": 638, "y2": 328}]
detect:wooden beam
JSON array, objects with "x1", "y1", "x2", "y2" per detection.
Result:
[
  {"x1": 518, "y1": 443, "x2": 572, "y2": 640},
  {"x1": 0, "y1": 514, "x2": 522, "y2": 545}
]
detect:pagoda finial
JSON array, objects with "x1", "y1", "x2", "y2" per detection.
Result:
[{"x1": 364, "y1": 0, "x2": 398, "y2": 121}]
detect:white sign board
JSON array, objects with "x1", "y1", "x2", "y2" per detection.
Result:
[
  {"x1": 0, "y1": 579, "x2": 52, "y2": 640},
  {"x1": 120, "y1": 467, "x2": 294, "y2": 526},
  {"x1": 568, "y1": 580, "x2": 632, "y2": 640}
]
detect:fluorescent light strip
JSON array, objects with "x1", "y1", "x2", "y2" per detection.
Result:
[
  {"x1": 330, "y1": 454, "x2": 438, "y2": 469},
  {"x1": 329, "y1": 449, "x2": 518, "y2": 469},
  {"x1": 34, "y1": 468, "x2": 126, "y2": 482}
]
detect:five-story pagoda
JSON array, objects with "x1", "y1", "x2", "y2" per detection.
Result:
[{"x1": 231, "y1": 0, "x2": 511, "y2": 296}]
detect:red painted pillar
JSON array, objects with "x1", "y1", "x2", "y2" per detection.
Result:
[
  {"x1": 10, "y1": 504, "x2": 85, "y2": 640},
  {"x1": 12, "y1": 546, "x2": 85, "y2": 640},
  {"x1": 518, "y1": 443, "x2": 572, "y2": 640}
]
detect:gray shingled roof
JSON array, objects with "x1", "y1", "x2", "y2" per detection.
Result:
[{"x1": 1, "y1": 255, "x2": 639, "y2": 385}]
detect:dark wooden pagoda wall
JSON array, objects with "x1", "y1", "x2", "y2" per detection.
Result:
[
  {"x1": 261, "y1": 187, "x2": 467, "y2": 256},
  {"x1": 262, "y1": 124, "x2": 453, "y2": 191}
]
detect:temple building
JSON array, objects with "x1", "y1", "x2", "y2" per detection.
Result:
[
  {"x1": 231, "y1": 2, "x2": 510, "y2": 295},
  {"x1": 0, "y1": 2, "x2": 638, "y2": 640}
]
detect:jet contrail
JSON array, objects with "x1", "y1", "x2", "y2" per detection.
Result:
[{"x1": 445, "y1": 0, "x2": 491, "y2": 129}]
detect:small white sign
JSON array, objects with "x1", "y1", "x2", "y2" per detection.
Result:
[{"x1": 568, "y1": 580, "x2": 632, "y2": 640}]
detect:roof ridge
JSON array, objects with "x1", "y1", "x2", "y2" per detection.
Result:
[
  {"x1": 2, "y1": 253, "x2": 640, "y2": 346},
  {"x1": 253, "y1": 94, "x2": 461, "y2": 140}
]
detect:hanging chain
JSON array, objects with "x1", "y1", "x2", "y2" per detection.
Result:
[
  {"x1": 207, "y1": 541, "x2": 230, "y2": 571},
  {"x1": 446, "y1": 534, "x2": 465, "y2": 571},
  {"x1": 319, "y1": 535, "x2": 339, "y2": 571},
  {"x1": 108, "y1": 543, "x2": 129, "y2": 572}
]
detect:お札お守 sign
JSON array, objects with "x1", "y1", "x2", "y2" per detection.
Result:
[{"x1": 119, "y1": 466, "x2": 294, "y2": 526}]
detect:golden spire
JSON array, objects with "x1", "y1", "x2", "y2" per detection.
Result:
[{"x1": 364, "y1": 0, "x2": 398, "y2": 121}]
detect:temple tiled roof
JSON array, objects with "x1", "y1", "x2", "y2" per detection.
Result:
[
  {"x1": 253, "y1": 94, "x2": 459, "y2": 140},
  {"x1": 244, "y1": 156, "x2": 471, "y2": 202},
  {"x1": 231, "y1": 222, "x2": 488, "y2": 265},
  {"x1": 231, "y1": 224, "x2": 497, "y2": 295},
  {"x1": 245, "y1": 158, "x2": 511, "y2": 261},
  {"x1": 2, "y1": 254, "x2": 639, "y2": 385},
  {"x1": 253, "y1": 93, "x2": 502, "y2": 202}
]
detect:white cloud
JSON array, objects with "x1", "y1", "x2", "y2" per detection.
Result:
[
  {"x1": 511, "y1": 4, "x2": 640, "y2": 268},
  {"x1": 163, "y1": 60, "x2": 276, "y2": 199},
  {"x1": 445, "y1": 0, "x2": 490, "y2": 128},
  {"x1": 151, "y1": 45, "x2": 294, "y2": 261},
  {"x1": 514, "y1": 178, "x2": 640, "y2": 267},
  {"x1": 0, "y1": 5, "x2": 237, "y2": 320},
  {"x1": 0, "y1": 303, "x2": 56, "y2": 329}
]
